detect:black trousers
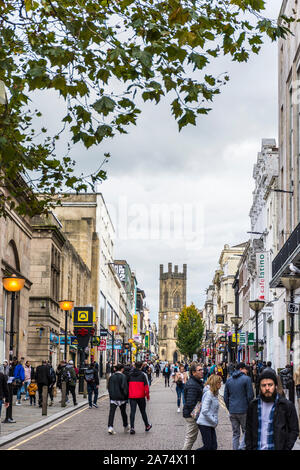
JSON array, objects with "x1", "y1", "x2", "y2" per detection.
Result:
[
  {"x1": 108, "y1": 402, "x2": 128, "y2": 428},
  {"x1": 197, "y1": 425, "x2": 218, "y2": 450},
  {"x1": 129, "y1": 398, "x2": 149, "y2": 428},
  {"x1": 164, "y1": 375, "x2": 170, "y2": 387},
  {"x1": 66, "y1": 384, "x2": 77, "y2": 404}
]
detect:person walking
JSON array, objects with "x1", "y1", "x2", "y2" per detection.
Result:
[
  {"x1": 27, "y1": 379, "x2": 38, "y2": 406},
  {"x1": 23, "y1": 360, "x2": 34, "y2": 401},
  {"x1": 222, "y1": 362, "x2": 228, "y2": 384},
  {"x1": 182, "y1": 363, "x2": 204, "y2": 450},
  {"x1": 0, "y1": 371, "x2": 9, "y2": 418},
  {"x1": 107, "y1": 363, "x2": 129, "y2": 434},
  {"x1": 84, "y1": 362, "x2": 99, "y2": 409},
  {"x1": 245, "y1": 370, "x2": 299, "y2": 450},
  {"x1": 128, "y1": 361, "x2": 151, "y2": 434},
  {"x1": 294, "y1": 364, "x2": 300, "y2": 437},
  {"x1": 224, "y1": 362, "x2": 254, "y2": 450},
  {"x1": 35, "y1": 360, "x2": 51, "y2": 408},
  {"x1": 163, "y1": 362, "x2": 171, "y2": 387},
  {"x1": 174, "y1": 364, "x2": 188, "y2": 413},
  {"x1": 196, "y1": 374, "x2": 222, "y2": 450},
  {"x1": 63, "y1": 360, "x2": 77, "y2": 406},
  {"x1": 155, "y1": 363, "x2": 160, "y2": 378},
  {"x1": 279, "y1": 364, "x2": 294, "y2": 402},
  {"x1": 47, "y1": 361, "x2": 56, "y2": 406},
  {"x1": 13, "y1": 360, "x2": 25, "y2": 405}
]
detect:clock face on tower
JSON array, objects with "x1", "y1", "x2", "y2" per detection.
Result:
[{"x1": 175, "y1": 314, "x2": 178, "y2": 320}]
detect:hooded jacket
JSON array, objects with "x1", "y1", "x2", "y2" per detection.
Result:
[
  {"x1": 197, "y1": 385, "x2": 219, "y2": 428},
  {"x1": 108, "y1": 371, "x2": 128, "y2": 401},
  {"x1": 128, "y1": 368, "x2": 149, "y2": 400},
  {"x1": 224, "y1": 370, "x2": 253, "y2": 414}
]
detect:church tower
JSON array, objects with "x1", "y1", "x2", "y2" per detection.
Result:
[{"x1": 158, "y1": 263, "x2": 187, "y2": 363}]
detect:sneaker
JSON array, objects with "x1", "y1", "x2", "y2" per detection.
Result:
[
  {"x1": 177, "y1": 407, "x2": 181, "y2": 413},
  {"x1": 145, "y1": 424, "x2": 152, "y2": 432},
  {"x1": 7, "y1": 418, "x2": 16, "y2": 423},
  {"x1": 16, "y1": 402, "x2": 21, "y2": 406},
  {"x1": 130, "y1": 428, "x2": 135, "y2": 435},
  {"x1": 89, "y1": 405, "x2": 92, "y2": 409},
  {"x1": 124, "y1": 425, "x2": 130, "y2": 433},
  {"x1": 92, "y1": 403, "x2": 98, "y2": 408},
  {"x1": 74, "y1": 402, "x2": 78, "y2": 406},
  {"x1": 108, "y1": 427, "x2": 116, "y2": 435}
]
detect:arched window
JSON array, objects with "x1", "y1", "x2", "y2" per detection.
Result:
[
  {"x1": 163, "y1": 325, "x2": 167, "y2": 339},
  {"x1": 173, "y1": 293, "x2": 180, "y2": 309},
  {"x1": 174, "y1": 327, "x2": 178, "y2": 338},
  {"x1": 163, "y1": 291, "x2": 168, "y2": 308},
  {"x1": 7, "y1": 240, "x2": 20, "y2": 271}
]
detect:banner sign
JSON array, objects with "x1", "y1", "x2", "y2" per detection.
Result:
[
  {"x1": 133, "y1": 314, "x2": 138, "y2": 335},
  {"x1": 145, "y1": 331, "x2": 150, "y2": 348},
  {"x1": 98, "y1": 338, "x2": 107, "y2": 351},
  {"x1": 256, "y1": 252, "x2": 269, "y2": 302},
  {"x1": 248, "y1": 332, "x2": 254, "y2": 345}
]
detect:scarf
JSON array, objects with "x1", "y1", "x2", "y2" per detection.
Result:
[{"x1": 257, "y1": 394, "x2": 279, "y2": 450}]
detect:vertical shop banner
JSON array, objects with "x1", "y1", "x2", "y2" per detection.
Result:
[
  {"x1": 256, "y1": 252, "x2": 269, "y2": 302},
  {"x1": 133, "y1": 314, "x2": 138, "y2": 335},
  {"x1": 145, "y1": 331, "x2": 150, "y2": 348}
]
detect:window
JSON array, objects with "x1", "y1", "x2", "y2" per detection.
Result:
[
  {"x1": 173, "y1": 293, "x2": 180, "y2": 309},
  {"x1": 163, "y1": 291, "x2": 168, "y2": 308},
  {"x1": 163, "y1": 325, "x2": 167, "y2": 338}
]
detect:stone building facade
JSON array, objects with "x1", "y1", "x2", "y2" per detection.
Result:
[{"x1": 158, "y1": 263, "x2": 187, "y2": 363}]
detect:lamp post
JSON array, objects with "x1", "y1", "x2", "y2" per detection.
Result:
[
  {"x1": 118, "y1": 331, "x2": 126, "y2": 364},
  {"x1": 279, "y1": 275, "x2": 300, "y2": 404},
  {"x1": 223, "y1": 324, "x2": 230, "y2": 363},
  {"x1": 231, "y1": 316, "x2": 242, "y2": 363},
  {"x1": 59, "y1": 300, "x2": 74, "y2": 362},
  {"x1": 2, "y1": 274, "x2": 25, "y2": 361},
  {"x1": 109, "y1": 324, "x2": 117, "y2": 366},
  {"x1": 2, "y1": 274, "x2": 25, "y2": 424},
  {"x1": 128, "y1": 338, "x2": 134, "y2": 363},
  {"x1": 249, "y1": 300, "x2": 265, "y2": 361}
]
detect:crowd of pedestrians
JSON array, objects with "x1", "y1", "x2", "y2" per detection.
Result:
[{"x1": 178, "y1": 358, "x2": 300, "y2": 451}]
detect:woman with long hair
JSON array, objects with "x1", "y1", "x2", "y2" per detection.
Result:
[
  {"x1": 174, "y1": 364, "x2": 188, "y2": 412},
  {"x1": 196, "y1": 374, "x2": 222, "y2": 450}
]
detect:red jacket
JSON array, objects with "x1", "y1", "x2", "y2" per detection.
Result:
[{"x1": 128, "y1": 369, "x2": 149, "y2": 400}]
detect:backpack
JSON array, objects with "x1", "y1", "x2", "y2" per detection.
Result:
[
  {"x1": 84, "y1": 368, "x2": 95, "y2": 383},
  {"x1": 50, "y1": 367, "x2": 56, "y2": 384},
  {"x1": 62, "y1": 368, "x2": 72, "y2": 383}
]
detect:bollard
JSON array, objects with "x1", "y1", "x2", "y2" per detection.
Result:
[
  {"x1": 61, "y1": 381, "x2": 67, "y2": 407},
  {"x1": 42, "y1": 385, "x2": 48, "y2": 416}
]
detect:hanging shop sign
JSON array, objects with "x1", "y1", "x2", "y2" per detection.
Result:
[
  {"x1": 216, "y1": 315, "x2": 224, "y2": 324},
  {"x1": 73, "y1": 306, "x2": 95, "y2": 328},
  {"x1": 133, "y1": 314, "x2": 138, "y2": 335}
]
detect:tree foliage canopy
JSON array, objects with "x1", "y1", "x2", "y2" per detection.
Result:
[
  {"x1": 176, "y1": 303, "x2": 204, "y2": 359},
  {"x1": 0, "y1": 0, "x2": 294, "y2": 215}
]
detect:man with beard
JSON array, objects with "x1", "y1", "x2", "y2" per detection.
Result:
[{"x1": 245, "y1": 370, "x2": 299, "y2": 450}]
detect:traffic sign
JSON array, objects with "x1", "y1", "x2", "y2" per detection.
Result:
[{"x1": 288, "y1": 302, "x2": 300, "y2": 314}]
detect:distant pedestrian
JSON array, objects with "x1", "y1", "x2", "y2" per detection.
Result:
[
  {"x1": 182, "y1": 363, "x2": 204, "y2": 450},
  {"x1": 155, "y1": 363, "x2": 160, "y2": 378},
  {"x1": 84, "y1": 362, "x2": 99, "y2": 409},
  {"x1": 224, "y1": 362, "x2": 254, "y2": 450},
  {"x1": 63, "y1": 360, "x2": 77, "y2": 406},
  {"x1": 23, "y1": 360, "x2": 34, "y2": 401},
  {"x1": 279, "y1": 365, "x2": 294, "y2": 402},
  {"x1": 174, "y1": 364, "x2": 188, "y2": 413},
  {"x1": 47, "y1": 361, "x2": 56, "y2": 406},
  {"x1": 35, "y1": 360, "x2": 51, "y2": 408},
  {"x1": 107, "y1": 363, "x2": 129, "y2": 434},
  {"x1": 13, "y1": 360, "x2": 25, "y2": 405},
  {"x1": 222, "y1": 363, "x2": 228, "y2": 384},
  {"x1": 0, "y1": 371, "x2": 9, "y2": 417},
  {"x1": 245, "y1": 370, "x2": 299, "y2": 450},
  {"x1": 128, "y1": 361, "x2": 151, "y2": 434},
  {"x1": 163, "y1": 363, "x2": 171, "y2": 387},
  {"x1": 106, "y1": 361, "x2": 112, "y2": 389},
  {"x1": 196, "y1": 374, "x2": 222, "y2": 450},
  {"x1": 27, "y1": 379, "x2": 38, "y2": 406},
  {"x1": 264, "y1": 361, "x2": 276, "y2": 375}
]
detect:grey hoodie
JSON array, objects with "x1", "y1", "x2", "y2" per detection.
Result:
[{"x1": 224, "y1": 370, "x2": 253, "y2": 414}]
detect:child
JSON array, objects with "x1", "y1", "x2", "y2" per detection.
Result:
[{"x1": 27, "y1": 379, "x2": 38, "y2": 406}]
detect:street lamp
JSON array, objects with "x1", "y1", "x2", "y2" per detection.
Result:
[
  {"x1": 2, "y1": 274, "x2": 25, "y2": 361},
  {"x1": 128, "y1": 338, "x2": 134, "y2": 363},
  {"x1": 279, "y1": 275, "x2": 300, "y2": 404},
  {"x1": 109, "y1": 324, "x2": 118, "y2": 365},
  {"x1": 118, "y1": 330, "x2": 126, "y2": 364},
  {"x1": 249, "y1": 300, "x2": 265, "y2": 361},
  {"x1": 231, "y1": 316, "x2": 243, "y2": 363},
  {"x1": 59, "y1": 300, "x2": 74, "y2": 361},
  {"x1": 222, "y1": 324, "x2": 230, "y2": 363}
]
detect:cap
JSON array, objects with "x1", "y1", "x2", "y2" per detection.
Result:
[{"x1": 68, "y1": 360, "x2": 74, "y2": 365}]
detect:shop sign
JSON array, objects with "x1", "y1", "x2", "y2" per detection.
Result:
[{"x1": 248, "y1": 332, "x2": 254, "y2": 345}]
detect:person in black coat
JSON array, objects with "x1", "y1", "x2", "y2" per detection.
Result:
[
  {"x1": 0, "y1": 372, "x2": 9, "y2": 417},
  {"x1": 107, "y1": 363, "x2": 129, "y2": 434},
  {"x1": 163, "y1": 363, "x2": 171, "y2": 387},
  {"x1": 245, "y1": 370, "x2": 299, "y2": 450},
  {"x1": 35, "y1": 361, "x2": 51, "y2": 408},
  {"x1": 182, "y1": 363, "x2": 204, "y2": 450}
]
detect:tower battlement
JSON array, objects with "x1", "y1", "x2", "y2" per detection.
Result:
[{"x1": 159, "y1": 263, "x2": 187, "y2": 280}]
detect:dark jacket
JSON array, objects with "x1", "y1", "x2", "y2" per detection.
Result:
[
  {"x1": 224, "y1": 370, "x2": 253, "y2": 414},
  {"x1": 279, "y1": 367, "x2": 293, "y2": 389},
  {"x1": 245, "y1": 395, "x2": 299, "y2": 450},
  {"x1": 0, "y1": 372, "x2": 9, "y2": 401},
  {"x1": 163, "y1": 365, "x2": 171, "y2": 377},
  {"x1": 35, "y1": 364, "x2": 51, "y2": 386},
  {"x1": 183, "y1": 375, "x2": 204, "y2": 418},
  {"x1": 108, "y1": 371, "x2": 128, "y2": 401},
  {"x1": 128, "y1": 369, "x2": 149, "y2": 400},
  {"x1": 84, "y1": 365, "x2": 99, "y2": 386}
]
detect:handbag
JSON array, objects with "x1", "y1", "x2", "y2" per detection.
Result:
[{"x1": 190, "y1": 401, "x2": 202, "y2": 421}]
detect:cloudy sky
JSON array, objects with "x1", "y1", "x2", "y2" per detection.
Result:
[{"x1": 34, "y1": 1, "x2": 281, "y2": 323}]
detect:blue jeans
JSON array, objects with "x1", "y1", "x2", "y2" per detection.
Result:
[
  {"x1": 17, "y1": 385, "x2": 23, "y2": 401},
  {"x1": 176, "y1": 384, "x2": 185, "y2": 407},
  {"x1": 87, "y1": 383, "x2": 98, "y2": 406}
]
